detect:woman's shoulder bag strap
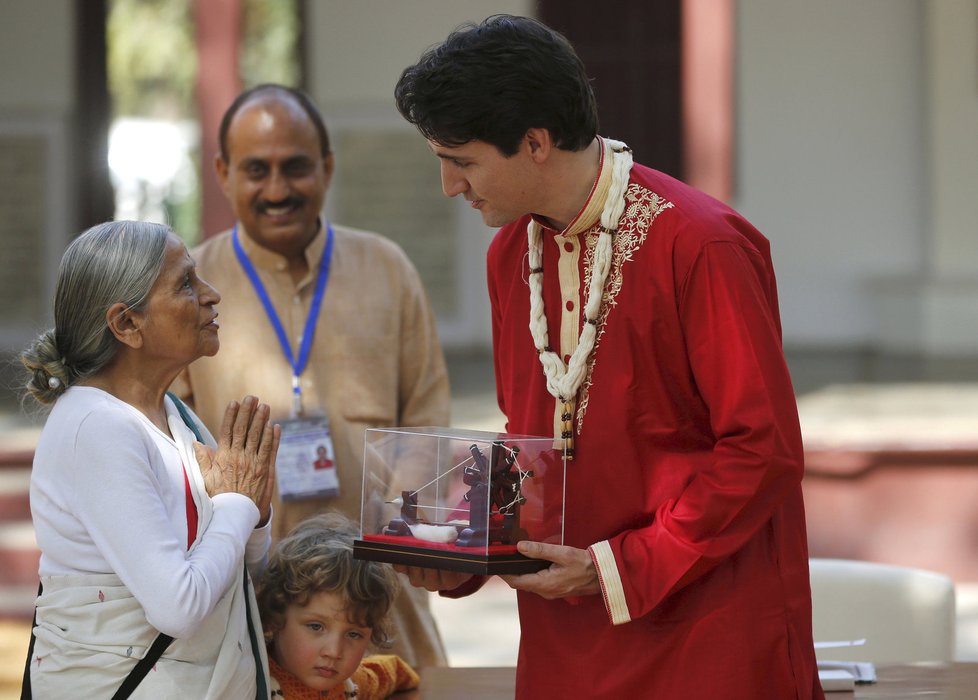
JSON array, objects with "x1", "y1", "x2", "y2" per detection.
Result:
[
  {"x1": 21, "y1": 393, "x2": 202, "y2": 699},
  {"x1": 166, "y1": 391, "x2": 205, "y2": 443}
]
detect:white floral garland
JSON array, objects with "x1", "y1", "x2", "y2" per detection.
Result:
[{"x1": 526, "y1": 139, "x2": 632, "y2": 451}]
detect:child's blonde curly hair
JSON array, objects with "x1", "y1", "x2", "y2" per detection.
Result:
[{"x1": 257, "y1": 512, "x2": 399, "y2": 648}]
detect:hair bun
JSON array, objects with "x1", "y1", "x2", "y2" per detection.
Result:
[{"x1": 21, "y1": 329, "x2": 70, "y2": 405}]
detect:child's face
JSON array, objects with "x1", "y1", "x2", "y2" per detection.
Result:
[{"x1": 271, "y1": 590, "x2": 372, "y2": 692}]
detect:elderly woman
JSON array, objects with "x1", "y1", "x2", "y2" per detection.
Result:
[{"x1": 21, "y1": 220, "x2": 279, "y2": 698}]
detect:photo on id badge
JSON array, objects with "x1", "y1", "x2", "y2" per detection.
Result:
[{"x1": 277, "y1": 412, "x2": 339, "y2": 500}]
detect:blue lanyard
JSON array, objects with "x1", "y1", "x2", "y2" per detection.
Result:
[{"x1": 231, "y1": 222, "x2": 334, "y2": 415}]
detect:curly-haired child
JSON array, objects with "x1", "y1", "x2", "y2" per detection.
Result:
[{"x1": 257, "y1": 513, "x2": 420, "y2": 699}]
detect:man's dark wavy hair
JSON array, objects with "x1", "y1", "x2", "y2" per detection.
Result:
[{"x1": 395, "y1": 14, "x2": 598, "y2": 156}]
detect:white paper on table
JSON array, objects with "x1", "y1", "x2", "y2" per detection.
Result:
[
  {"x1": 818, "y1": 668, "x2": 855, "y2": 693},
  {"x1": 814, "y1": 638, "x2": 867, "y2": 649},
  {"x1": 817, "y1": 660, "x2": 877, "y2": 684},
  {"x1": 813, "y1": 639, "x2": 877, "y2": 686}
]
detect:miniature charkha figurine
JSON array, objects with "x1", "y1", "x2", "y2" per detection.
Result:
[
  {"x1": 457, "y1": 442, "x2": 529, "y2": 547},
  {"x1": 384, "y1": 442, "x2": 531, "y2": 548},
  {"x1": 354, "y1": 429, "x2": 563, "y2": 575}
]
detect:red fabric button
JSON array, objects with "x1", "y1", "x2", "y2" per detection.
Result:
[
  {"x1": 566, "y1": 300, "x2": 574, "y2": 311},
  {"x1": 563, "y1": 242, "x2": 574, "y2": 253},
  {"x1": 563, "y1": 354, "x2": 571, "y2": 363}
]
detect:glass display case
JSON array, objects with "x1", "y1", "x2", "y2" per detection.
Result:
[{"x1": 353, "y1": 427, "x2": 566, "y2": 575}]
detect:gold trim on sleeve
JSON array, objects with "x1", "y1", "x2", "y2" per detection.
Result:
[{"x1": 588, "y1": 539, "x2": 631, "y2": 625}]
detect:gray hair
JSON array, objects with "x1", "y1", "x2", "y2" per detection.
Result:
[{"x1": 21, "y1": 220, "x2": 171, "y2": 405}]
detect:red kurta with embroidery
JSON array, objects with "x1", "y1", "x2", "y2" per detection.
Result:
[{"x1": 484, "y1": 146, "x2": 823, "y2": 699}]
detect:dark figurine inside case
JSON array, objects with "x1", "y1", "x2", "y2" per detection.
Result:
[{"x1": 354, "y1": 428, "x2": 565, "y2": 575}]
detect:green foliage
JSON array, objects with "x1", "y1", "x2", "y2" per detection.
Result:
[
  {"x1": 107, "y1": 0, "x2": 197, "y2": 119},
  {"x1": 242, "y1": 0, "x2": 301, "y2": 88},
  {"x1": 108, "y1": 0, "x2": 301, "y2": 118},
  {"x1": 106, "y1": 0, "x2": 300, "y2": 243}
]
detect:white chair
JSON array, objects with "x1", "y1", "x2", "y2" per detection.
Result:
[{"x1": 809, "y1": 557, "x2": 956, "y2": 663}]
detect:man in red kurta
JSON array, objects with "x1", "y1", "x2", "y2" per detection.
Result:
[{"x1": 395, "y1": 15, "x2": 823, "y2": 699}]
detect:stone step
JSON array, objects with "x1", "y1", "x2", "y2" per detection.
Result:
[
  {"x1": 0, "y1": 467, "x2": 31, "y2": 523},
  {"x1": 0, "y1": 450, "x2": 34, "y2": 470},
  {"x1": 0, "y1": 452, "x2": 39, "y2": 620},
  {"x1": 0, "y1": 521, "x2": 38, "y2": 590},
  {"x1": 0, "y1": 584, "x2": 35, "y2": 620}
]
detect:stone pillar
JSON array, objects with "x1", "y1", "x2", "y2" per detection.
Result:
[
  {"x1": 193, "y1": 0, "x2": 242, "y2": 240},
  {"x1": 681, "y1": 0, "x2": 734, "y2": 203},
  {"x1": 874, "y1": 0, "x2": 978, "y2": 356}
]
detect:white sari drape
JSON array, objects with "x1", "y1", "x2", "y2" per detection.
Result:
[{"x1": 30, "y1": 403, "x2": 269, "y2": 699}]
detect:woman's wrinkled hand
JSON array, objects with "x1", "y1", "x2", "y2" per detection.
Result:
[{"x1": 193, "y1": 395, "x2": 280, "y2": 524}]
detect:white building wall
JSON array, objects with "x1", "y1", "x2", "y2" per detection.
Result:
[
  {"x1": 0, "y1": 2, "x2": 75, "y2": 348},
  {"x1": 304, "y1": 1, "x2": 532, "y2": 349},
  {"x1": 908, "y1": 0, "x2": 978, "y2": 355},
  {"x1": 928, "y1": 0, "x2": 978, "y2": 278},
  {"x1": 0, "y1": 1, "x2": 74, "y2": 113},
  {"x1": 736, "y1": 0, "x2": 928, "y2": 348},
  {"x1": 2, "y1": 1, "x2": 973, "y2": 357}
]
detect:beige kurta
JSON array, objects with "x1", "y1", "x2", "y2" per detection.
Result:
[{"x1": 172, "y1": 221, "x2": 451, "y2": 668}]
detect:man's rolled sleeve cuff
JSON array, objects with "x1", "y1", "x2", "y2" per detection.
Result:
[{"x1": 588, "y1": 540, "x2": 631, "y2": 625}]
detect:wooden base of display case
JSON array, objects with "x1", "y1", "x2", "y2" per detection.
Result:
[{"x1": 354, "y1": 535, "x2": 549, "y2": 575}]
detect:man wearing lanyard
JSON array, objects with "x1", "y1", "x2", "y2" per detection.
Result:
[{"x1": 171, "y1": 84, "x2": 450, "y2": 669}]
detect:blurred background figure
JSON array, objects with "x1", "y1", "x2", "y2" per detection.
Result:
[{"x1": 169, "y1": 82, "x2": 451, "y2": 669}]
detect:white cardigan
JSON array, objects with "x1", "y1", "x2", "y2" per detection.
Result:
[{"x1": 29, "y1": 386, "x2": 270, "y2": 698}]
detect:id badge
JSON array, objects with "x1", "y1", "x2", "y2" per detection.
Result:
[{"x1": 276, "y1": 414, "x2": 339, "y2": 501}]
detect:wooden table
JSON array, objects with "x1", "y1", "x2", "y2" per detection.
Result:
[
  {"x1": 396, "y1": 663, "x2": 978, "y2": 698},
  {"x1": 856, "y1": 663, "x2": 978, "y2": 697}
]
